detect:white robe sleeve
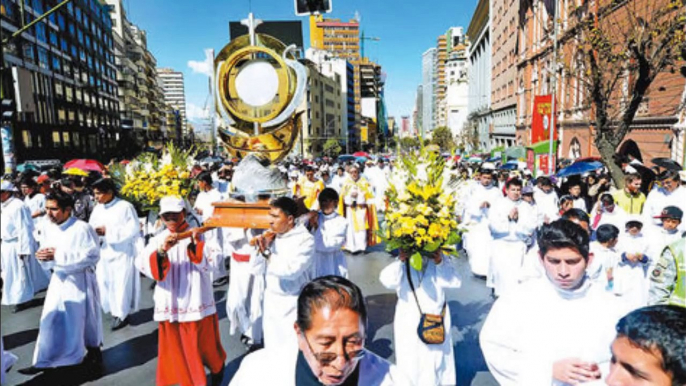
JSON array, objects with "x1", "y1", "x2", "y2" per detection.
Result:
[
  {"x1": 488, "y1": 201, "x2": 512, "y2": 235},
  {"x1": 379, "y1": 260, "x2": 404, "y2": 290},
  {"x1": 17, "y1": 204, "x2": 35, "y2": 255},
  {"x1": 136, "y1": 234, "x2": 161, "y2": 280},
  {"x1": 480, "y1": 295, "x2": 554, "y2": 386},
  {"x1": 268, "y1": 233, "x2": 315, "y2": 280},
  {"x1": 54, "y1": 224, "x2": 100, "y2": 275},
  {"x1": 513, "y1": 205, "x2": 536, "y2": 240},
  {"x1": 434, "y1": 258, "x2": 462, "y2": 289},
  {"x1": 315, "y1": 217, "x2": 348, "y2": 253},
  {"x1": 192, "y1": 234, "x2": 223, "y2": 274}
]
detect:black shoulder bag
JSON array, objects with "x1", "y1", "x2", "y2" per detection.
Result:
[{"x1": 405, "y1": 261, "x2": 447, "y2": 345}]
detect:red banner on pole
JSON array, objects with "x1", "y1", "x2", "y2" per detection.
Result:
[{"x1": 531, "y1": 95, "x2": 557, "y2": 144}]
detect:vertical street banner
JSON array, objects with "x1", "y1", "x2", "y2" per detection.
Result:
[
  {"x1": 1, "y1": 125, "x2": 16, "y2": 174},
  {"x1": 531, "y1": 95, "x2": 557, "y2": 144},
  {"x1": 526, "y1": 148, "x2": 535, "y2": 175}
]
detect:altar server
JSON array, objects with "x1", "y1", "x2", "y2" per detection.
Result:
[
  {"x1": 463, "y1": 167, "x2": 502, "y2": 277},
  {"x1": 20, "y1": 192, "x2": 102, "y2": 375},
  {"x1": 89, "y1": 178, "x2": 140, "y2": 330},
  {"x1": 308, "y1": 188, "x2": 349, "y2": 278},
  {"x1": 137, "y1": 196, "x2": 226, "y2": 386}
]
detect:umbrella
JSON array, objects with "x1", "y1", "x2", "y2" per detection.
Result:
[
  {"x1": 486, "y1": 156, "x2": 502, "y2": 163},
  {"x1": 16, "y1": 163, "x2": 38, "y2": 173},
  {"x1": 556, "y1": 161, "x2": 604, "y2": 178},
  {"x1": 337, "y1": 155, "x2": 356, "y2": 163},
  {"x1": 651, "y1": 158, "x2": 682, "y2": 171},
  {"x1": 352, "y1": 151, "x2": 371, "y2": 158},
  {"x1": 468, "y1": 157, "x2": 482, "y2": 163},
  {"x1": 573, "y1": 156, "x2": 602, "y2": 164},
  {"x1": 499, "y1": 161, "x2": 519, "y2": 170},
  {"x1": 63, "y1": 168, "x2": 90, "y2": 177},
  {"x1": 120, "y1": 160, "x2": 131, "y2": 165},
  {"x1": 355, "y1": 157, "x2": 368, "y2": 163},
  {"x1": 63, "y1": 159, "x2": 105, "y2": 173}
]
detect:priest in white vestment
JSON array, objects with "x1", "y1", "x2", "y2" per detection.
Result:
[
  {"x1": 89, "y1": 178, "x2": 140, "y2": 330},
  {"x1": 251, "y1": 197, "x2": 315, "y2": 351},
  {"x1": 380, "y1": 251, "x2": 461, "y2": 386},
  {"x1": 463, "y1": 170, "x2": 502, "y2": 277},
  {"x1": 308, "y1": 188, "x2": 349, "y2": 278},
  {"x1": 1, "y1": 180, "x2": 49, "y2": 311},
  {"x1": 224, "y1": 227, "x2": 266, "y2": 347},
  {"x1": 230, "y1": 276, "x2": 412, "y2": 386},
  {"x1": 21, "y1": 191, "x2": 103, "y2": 374},
  {"x1": 481, "y1": 219, "x2": 629, "y2": 386},
  {"x1": 488, "y1": 178, "x2": 537, "y2": 297}
]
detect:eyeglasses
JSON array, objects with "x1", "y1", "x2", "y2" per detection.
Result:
[{"x1": 301, "y1": 332, "x2": 365, "y2": 366}]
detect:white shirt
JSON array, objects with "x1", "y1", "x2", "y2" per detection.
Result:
[
  {"x1": 534, "y1": 187, "x2": 560, "y2": 224},
  {"x1": 137, "y1": 226, "x2": 223, "y2": 323},
  {"x1": 480, "y1": 277, "x2": 628, "y2": 386},
  {"x1": 1, "y1": 197, "x2": 34, "y2": 255},
  {"x1": 230, "y1": 347, "x2": 412, "y2": 386},
  {"x1": 312, "y1": 212, "x2": 348, "y2": 278},
  {"x1": 464, "y1": 184, "x2": 503, "y2": 225}
]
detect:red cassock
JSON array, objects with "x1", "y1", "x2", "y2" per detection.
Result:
[{"x1": 149, "y1": 239, "x2": 227, "y2": 386}]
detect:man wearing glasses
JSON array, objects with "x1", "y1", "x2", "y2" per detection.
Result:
[{"x1": 230, "y1": 276, "x2": 411, "y2": 385}]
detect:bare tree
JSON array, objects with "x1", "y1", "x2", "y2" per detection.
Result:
[{"x1": 562, "y1": 0, "x2": 685, "y2": 187}]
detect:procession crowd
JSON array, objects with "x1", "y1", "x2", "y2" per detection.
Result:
[{"x1": 1, "y1": 152, "x2": 685, "y2": 386}]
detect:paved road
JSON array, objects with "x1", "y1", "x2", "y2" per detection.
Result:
[{"x1": 1, "y1": 247, "x2": 497, "y2": 386}]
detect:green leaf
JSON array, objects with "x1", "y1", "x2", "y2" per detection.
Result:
[
  {"x1": 410, "y1": 252, "x2": 423, "y2": 271},
  {"x1": 424, "y1": 240, "x2": 442, "y2": 252}
]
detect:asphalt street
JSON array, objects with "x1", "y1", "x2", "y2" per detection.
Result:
[{"x1": 1, "y1": 246, "x2": 497, "y2": 386}]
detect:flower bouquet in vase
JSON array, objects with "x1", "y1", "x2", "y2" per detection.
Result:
[{"x1": 382, "y1": 147, "x2": 462, "y2": 271}]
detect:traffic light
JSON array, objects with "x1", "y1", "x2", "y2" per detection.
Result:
[{"x1": 1, "y1": 99, "x2": 14, "y2": 123}]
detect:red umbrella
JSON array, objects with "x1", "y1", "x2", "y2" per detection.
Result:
[
  {"x1": 63, "y1": 159, "x2": 106, "y2": 173},
  {"x1": 352, "y1": 151, "x2": 371, "y2": 158},
  {"x1": 120, "y1": 160, "x2": 131, "y2": 165}
]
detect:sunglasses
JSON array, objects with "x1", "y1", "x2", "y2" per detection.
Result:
[{"x1": 301, "y1": 332, "x2": 365, "y2": 366}]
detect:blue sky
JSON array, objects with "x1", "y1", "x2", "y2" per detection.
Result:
[{"x1": 126, "y1": 0, "x2": 479, "y2": 125}]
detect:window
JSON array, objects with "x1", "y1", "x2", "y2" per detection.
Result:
[
  {"x1": 1, "y1": 0, "x2": 17, "y2": 20},
  {"x1": 22, "y1": 130, "x2": 32, "y2": 149},
  {"x1": 23, "y1": 43, "x2": 35, "y2": 62},
  {"x1": 51, "y1": 55, "x2": 61, "y2": 71},
  {"x1": 65, "y1": 87, "x2": 73, "y2": 102},
  {"x1": 75, "y1": 7, "x2": 81, "y2": 22},
  {"x1": 37, "y1": 47, "x2": 49, "y2": 69},
  {"x1": 57, "y1": 109, "x2": 66, "y2": 123},
  {"x1": 57, "y1": 13, "x2": 65, "y2": 29},
  {"x1": 32, "y1": 0, "x2": 43, "y2": 14},
  {"x1": 60, "y1": 38, "x2": 68, "y2": 52},
  {"x1": 62, "y1": 132, "x2": 70, "y2": 147},
  {"x1": 35, "y1": 22, "x2": 47, "y2": 42},
  {"x1": 73, "y1": 132, "x2": 80, "y2": 148},
  {"x1": 68, "y1": 22, "x2": 75, "y2": 36},
  {"x1": 77, "y1": 29, "x2": 83, "y2": 44},
  {"x1": 52, "y1": 131, "x2": 61, "y2": 148},
  {"x1": 55, "y1": 81, "x2": 63, "y2": 97}
]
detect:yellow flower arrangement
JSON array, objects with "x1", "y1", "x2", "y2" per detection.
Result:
[
  {"x1": 117, "y1": 143, "x2": 196, "y2": 212},
  {"x1": 382, "y1": 146, "x2": 462, "y2": 271}
]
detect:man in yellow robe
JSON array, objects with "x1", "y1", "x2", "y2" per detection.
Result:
[
  {"x1": 292, "y1": 167, "x2": 325, "y2": 210},
  {"x1": 338, "y1": 165, "x2": 379, "y2": 253}
]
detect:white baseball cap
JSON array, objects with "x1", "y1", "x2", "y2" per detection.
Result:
[
  {"x1": 159, "y1": 196, "x2": 185, "y2": 215},
  {"x1": 0, "y1": 180, "x2": 17, "y2": 192}
]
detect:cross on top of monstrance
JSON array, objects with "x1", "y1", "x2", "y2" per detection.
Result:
[{"x1": 241, "y1": 13, "x2": 262, "y2": 47}]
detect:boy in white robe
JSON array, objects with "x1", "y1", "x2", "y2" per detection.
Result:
[
  {"x1": 20, "y1": 177, "x2": 46, "y2": 234},
  {"x1": 251, "y1": 197, "x2": 315, "y2": 351},
  {"x1": 463, "y1": 169, "x2": 502, "y2": 277},
  {"x1": 230, "y1": 276, "x2": 412, "y2": 386},
  {"x1": 89, "y1": 178, "x2": 140, "y2": 330},
  {"x1": 306, "y1": 188, "x2": 349, "y2": 278},
  {"x1": 488, "y1": 178, "x2": 537, "y2": 297},
  {"x1": 136, "y1": 196, "x2": 226, "y2": 386},
  {"x1": 0, "y1": 180, "x2": 49, "y2": 312},
  {"x1": 380, "y1": 251, "x2": 462, "y2": 386},
  {"x1": 224, "y1": 227, "x2": 266, "y2": 348},
  {"x1": 480, "y1": 219, "x2": 629, "y2": 386},
  {"x1": 20, "y1": 191, "x2": 103, "y2": 375},
  {"x1": 194, "y1": 171, "x2": 228, "y2": 286},
  {"x1": 534, "y1": 176, "x2": 559, "y2": 224},
  {"x1": 587, "y1": 224, "x2": 620, "y2": 289}
]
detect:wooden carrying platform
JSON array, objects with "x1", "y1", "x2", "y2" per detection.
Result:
[{"x1": 204, "y1": 199, "x2": 272, "y2": 229}]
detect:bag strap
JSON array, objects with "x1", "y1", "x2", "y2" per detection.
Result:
[
  {"x1": 405, "y1": 261, "x2": 424, "y2": 315},
  {"x1": 405, "y1": 261, "x2": 447, "y2": 317}
]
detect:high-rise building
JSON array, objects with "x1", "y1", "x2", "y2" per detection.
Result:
[
  {"x1": 467, "y1": 0, "x2": 492, "y2": 151},
  {"x1": 1, "y1": 0, "x2": 122, "y2": 163},
  {"x1": 295, "y1": 61, "x2": 343, "y2": 158},
  {"x1": 491, "y1": 0, "x2": 518, "y2": 148},
  {"x1": 435, "y1": 34, "x2": 447, "y2": 128},
  {"x1": 414, "y1": 85, "x2": 423, "y2": 136},
  {"x1": 444, "y1": 27, "x2": 470, "y2": 140},
  {"x1": 401, "y1": 116, "x2": 412, "y2": 138},
  {"x1": 422, "y1": 48, "x2": 437, "y2": 137},
  {"x1": 157, "y1": 68, "x2": 187, "y2": 139},
  {"x1": 309, "y1": 15, "x2": 362, "y2": 148},
  {"x1": 306, "y1": 48, "x2": 354, "y2": 151},
  {"x1": 106, "y1": 0, "x2": 166, "y2": 146}
]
